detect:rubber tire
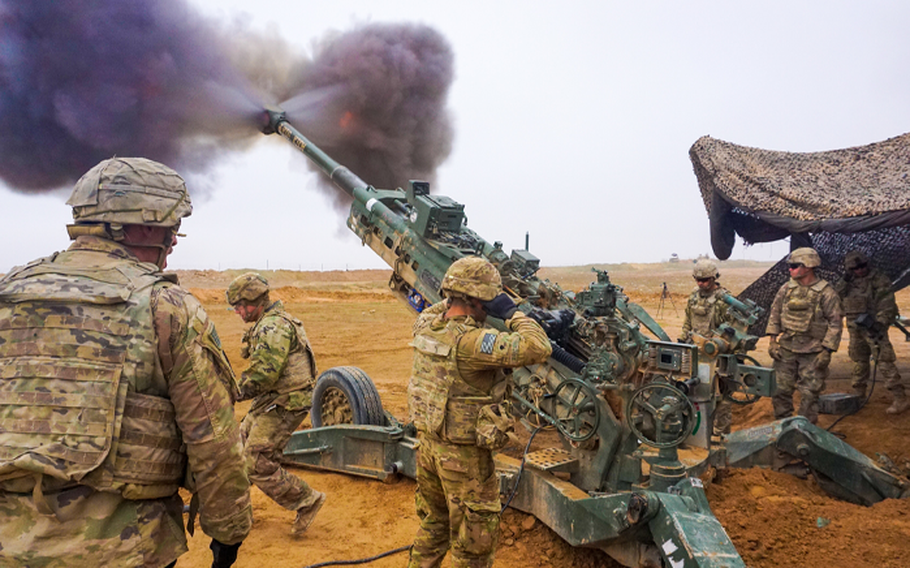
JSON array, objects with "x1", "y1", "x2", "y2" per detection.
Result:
[{"x1": 311, "y1": 366, "x2": 386, "y2": 427}]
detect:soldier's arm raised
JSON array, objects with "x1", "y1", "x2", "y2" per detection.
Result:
[{"x1": 458, "y1": 311, "x2": 552, "y2": 371}]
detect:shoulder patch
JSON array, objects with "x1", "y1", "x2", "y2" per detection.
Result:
[
  {"x1": 412, "y1": 334, "x2": 452, "y2": 357},
  {"x1": 480, "y1": 333, "x2": 497, "y2": 354}
]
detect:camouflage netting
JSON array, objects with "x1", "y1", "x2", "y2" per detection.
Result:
[
  {"x1": 690, "y1": 133, "x2": 910, "y2": 260},
  {"x1": 689, "y1": 133, "x2": 910, "y2": 335}
]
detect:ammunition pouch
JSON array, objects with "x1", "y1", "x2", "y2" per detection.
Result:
[
  {"x1": 842, "y1": 295, "x2": 868, "y2": 316},
  {"x1": 443, "y1": 396, "x2": 492, "y2": 444},
  {"x1": 111, "y1": 392, "x2": 187, "y2": 500}
]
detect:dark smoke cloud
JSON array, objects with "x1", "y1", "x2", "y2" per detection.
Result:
[
  {"x1": 0, "y1": 2, "x2": 454, "y2": 205},
  {"x1": 277, "y1": 23, "x2": 455, "y2": 207},
  {"x1": 0, "y1": 0, "x2": 264, "y2": 191}
]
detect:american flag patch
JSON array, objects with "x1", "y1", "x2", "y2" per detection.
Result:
[{"x1": 480, "y1": 333, "x2": 496, "y2": 354}]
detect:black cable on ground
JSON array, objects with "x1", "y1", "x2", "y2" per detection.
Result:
[
  {"x1": 300, "y1": 544, "x2": 412, "y2": 568},
  {"x1": 826, "y1": 346, "x2": 879, "y2": 435},
  {"x1": 501, "y1": 424, "x2": 545, "y2": 513}
]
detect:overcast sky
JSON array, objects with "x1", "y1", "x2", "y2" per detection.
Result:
[{"x1": 2, "y1": 1, "x2": 908, "y2": 273}]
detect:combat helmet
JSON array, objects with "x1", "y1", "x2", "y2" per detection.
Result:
[
  {"x1": 66, "y1": 157, "x2": 192, "y2": 237},
  {"x1": 693, "y1": 259, "x2": 719, "y2": 280},
  {"x1": 844, "y1": 250, "x2": 870, "y2": 270},
  {"x1": 226, "y1": 273, "x2": 270, "y2": 306},
  {"x1": 787, "y1": 247, "x2": 822, "y2": 268},
  {"x1": 440, "y1": 256, "x2": 502, "y2": 301}
]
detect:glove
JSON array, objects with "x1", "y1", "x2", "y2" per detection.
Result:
[
  {"x1": 482, "y1": 293, "x2": 518, "y2": 320},
  {"x1": 814, "y1": 349, "x2": 832, "y2": 369},
  {"x1": 211, "y1": 539, "x2": 242, "y2": 568},
  {"x1": 768, "y1": 337, "x2": 782, "y2": 361}
]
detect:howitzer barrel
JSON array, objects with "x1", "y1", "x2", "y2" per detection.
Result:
[
  {"x1": 262, "y1": 107, "x2": 423, "y2": 271},
  {"x1": 263, "y1": 107, "x2": 366, "y2": 198},
  {"x1": 261, "y1": 106, "x2": 459, "y2": 309}
]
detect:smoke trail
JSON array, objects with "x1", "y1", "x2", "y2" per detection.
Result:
[
  {"x1": 0, "y1": 2, "x2": 455, "y2": 205},
  {"x1": 0, "y1": 0, "x2": 264, "y2": 192},
  {"x1": 278, "y1": 23, "x2": 455, "y2": 207}
]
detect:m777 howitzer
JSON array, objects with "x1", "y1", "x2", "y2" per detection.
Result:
[{"x1": 261, "y1": 107, "x2": 909, "y2": 568}]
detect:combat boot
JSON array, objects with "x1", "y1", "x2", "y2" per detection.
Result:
[
  {"x1": 851, "y1": 386, "x2": 867, "y2": 399},
  {"x1": 886, "y1": 392, "x2": 909, "y2": 415},
  {"x1": 292, "y1": 491, "x2": 326, "y2": 537}
]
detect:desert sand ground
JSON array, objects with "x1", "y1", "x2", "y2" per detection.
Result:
[{"x1": 175, "y1": 261, "x2": 910, "y2": 568}]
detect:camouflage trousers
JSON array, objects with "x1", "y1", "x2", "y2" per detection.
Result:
[
  {"x1": 408, "y1": 433, "x2": 501, "y2": 568},
  {"x1": 772, "y1": 348, "x2": 829, "y2": 424},
  {"x1": 240, "y1": 404, "x2": 317, "y2": 511},
  {"x1": 0, "y1": 484, "x2": 186, "y2": 567},
  {"x1": 846, "y1": 327, "x2": 904, "y2": 395},
  {"x1": 714, "y1": 397, "x2": 732, "y2": 436}
]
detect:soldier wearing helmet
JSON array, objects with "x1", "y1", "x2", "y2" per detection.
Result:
[
  {"x1": 226, "y1": 272, "x2": 326, "y2": 536},
  {"x1": 679, "y1": 259, "x2": 737, "y2": 435},
  {"x1": 681, "y1": 260, "x2": 730, "y2": 342},
  {"x1": 0, "y1": 158, "x2": 251, "y2": 568},
  {"x1": 834, "y1": 251, "x2": 907, "y2": 414},
  {"x1": 766, "y1": 247, "x2": 843, "y2": 423},
  {"x1": 407, "y1": 256, "x2": 552, "y2": 568}
]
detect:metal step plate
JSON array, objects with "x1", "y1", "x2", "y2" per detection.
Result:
[{"x1": 524, "y1": 447, "x2": 578, "y2": 473}]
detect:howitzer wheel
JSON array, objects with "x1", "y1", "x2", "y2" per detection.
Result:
[
  {"x1": 311, "y1": 366, "x2": 386, "y2": 427},
  {"x1": 721, "y1": 353, "x2": 762, "y2": 406},
  {"x1": 627, "y1": 383, "x2": 696, "y2": 449},
  {"x1": 552, "y1": 378, "x2": 600, "y2": 442}
]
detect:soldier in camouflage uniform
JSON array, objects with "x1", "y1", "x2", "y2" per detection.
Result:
[
  {"x1": 679, "y1": 259, "x2": 737, "y2": 436},
  {"x1": 407, "y1": 256, "x2": 552, "y2": 568},
  {"x1": 0, "y1": 158, "x2": 252, "y2": 568},
  {"x1": 834, "y1": 251, "x2": 908, "y2": 415},
  {"x1": 226, "y1": 273, "x2": 326, "y2": 537},
  {"x1": 767, "y1": 248, "x2": 843, "y2": 424}
]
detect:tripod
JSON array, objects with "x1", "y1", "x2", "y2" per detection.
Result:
[{"x1": 657, "y1": 282, "x2": 678, "y2": 318}]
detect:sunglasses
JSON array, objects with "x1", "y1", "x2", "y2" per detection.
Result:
[
  {"x1": 694, "y1": 277, "x2": 713, "y2": 283},
  {"x1": 851, "y1": 263, "x2": 868, "y2": 270},
  {"x1": 787, "y1": 263, "x2": 804, "y2": 270}
]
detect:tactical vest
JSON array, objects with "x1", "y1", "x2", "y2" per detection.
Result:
[
  {"x1": 0, "y1": 252, "x2": 186, "y2": 499},
  {"x1": 258, "y1": 307, "x2": 318, "y2": 395},
  {"x1": 841, "y1": 278, "x2": 871, "y2": 317},
  {"x1": 780, "y1": 279, "x2": 830, "y2": 339},
  {"x1": 408, "y1": 319, "x2": 492, "y2": 445},
  {"x1": 687, "y1": 288, "x2": 724, "y2": 336}
]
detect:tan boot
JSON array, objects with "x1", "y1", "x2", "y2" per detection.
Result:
[
  {"x1": 292, "y1": 491, "x2": 326, "y2": 537},
  {"x1": 851, "y1": 386, "x2": 867, "y2": 398},
  {"x1": 886, "y1": 393, "x2": 909, "y2": 415}
]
